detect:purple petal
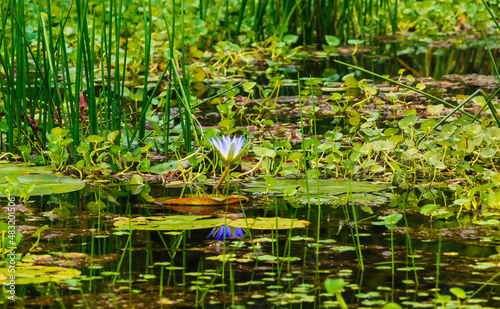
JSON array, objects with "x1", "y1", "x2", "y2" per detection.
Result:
[
  {"x1": 207, "y1": 227, "x2": 217, "y2": 238},
  {"x1": 233, "y1": 227, "x2": 245, "y2": 238},
  {"x1": 213, "y1": 225, "x2": 232, "y2": 241}
]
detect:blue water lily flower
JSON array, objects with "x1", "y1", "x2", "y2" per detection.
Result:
[
  {"x1": 208, "y1": 134, "x2": 245, "y2": 165},
  {"x1": 208, "y1": 225, "x2": 245, "y2": 241},
  {"x1": 208, "y1": 134, "x2": 246, "y2": 188}
]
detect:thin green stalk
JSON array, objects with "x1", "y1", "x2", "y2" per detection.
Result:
[
  {"x1": 298, "y1": 73, "x2": 311, "y2": 207},
  {"x1": 434, "y1": 228, "x2": 442, "y2": 307},
  {"x1": 466, "y1": 270, "x2": 500, "y2": 301},
  {"x1": 234, "y1": 0, "x2": 248, "y2": 40},
  {"x1": 350, "y1": 178, "x2": 364, "y2": 271},
  {"x1": 418, "y1": 88, "x2": 500, "y2": 145},
  {"x1": 138, "y1": 0, "x2": 152, "y2": 141},
  {"x1": 88, "y1": 13, "x2": 97, "y2": 136},
  {"x1": 163, "y1": 82, "x2": 172, "y2": 155},
  {"x1": 403, "y1": 212, "x2": 419, "y2": 285},
  {"x1": 129, "y1": 65, "x2": 170, "y2": 146},
  {"x1": 310, "y1": 82, "x2": 321, "y2": 253}
]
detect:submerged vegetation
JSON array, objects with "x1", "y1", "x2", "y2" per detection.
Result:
[{"x1": 1, "y1": 0, "x2": 500, "y2": 307}]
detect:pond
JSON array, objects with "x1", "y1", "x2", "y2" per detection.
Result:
[
  {"x1": 4, "y1": 178, "x2": 500, "y2": 308},
  {"x1": 1, "y1": 6, "x2": 500, "y2": 306}
]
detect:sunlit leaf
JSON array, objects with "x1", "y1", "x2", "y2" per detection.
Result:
[{"x1": 156, "y1": 196, "x2": 247, "y2": 206}]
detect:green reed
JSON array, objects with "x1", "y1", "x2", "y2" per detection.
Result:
[
  {"x1": 297, "y1": 75, "x2": 311, "y2": 206},
  {"x1": 0, "y1": 0, "x2": 188, "y2": 162},
  {"x1": 434, "y1": 228, "x2": 442, "y2": 307},
  {"x1": 402, "y1": 212, "x2": 419, "y2": 286}
]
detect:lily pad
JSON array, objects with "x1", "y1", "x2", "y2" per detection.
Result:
[
  {"x1": 0, "y1": 265, "x2": 81, "y2": 284},
  {"x1": 243, "y1": 179, "x2": 390, "y2": 206},
  {"x1": 114, "y1": 215, "x2": 221, "y2": 230},
  {"x1": 113, "y1": 215, "x2": 310, "y2": 231},
  {"x1": 242, "y1": 179, "x2": 388, "y2": 196},
  {"x1": 159, "y1": 204, "x2": 241, "y2": 215},
  {"x1": 229, "y1": 217, "x2": 310, "y2": 229},
  {"x1": 0, "y1": 164, "x2": 59, "y2": 178},
  {"x1": 0, "y1": 175, "x2": 85, "y2": 197},
  {"x1": 149, "y1": 160, "x2": 190, "y2": 174},
  {"x1": 155, "y1": 195, "x2": 248, "y2": 206}
]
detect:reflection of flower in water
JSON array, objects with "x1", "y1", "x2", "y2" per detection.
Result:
[{"x1": 208, "y1": 225, "x2": 245, "y2": 241}]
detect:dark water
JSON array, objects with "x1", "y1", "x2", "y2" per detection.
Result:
[{"x1": 8, "y1": 181, "x2": 500, "y2": 308}]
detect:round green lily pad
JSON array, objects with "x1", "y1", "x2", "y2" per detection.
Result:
[
  {"x1": 0, "y1": 175, "x2": 85, "y2": 197},
  {"x1": 0, "y1": 266, "x2": 81, "y2": 285}
]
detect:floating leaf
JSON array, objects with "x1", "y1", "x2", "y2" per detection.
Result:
[
  {"x1": 160, "y1": 204, "x2": 240, "y2": 215},
  {"x1": 155, "y1": 196, "x2": 247, "y2": 206},
  {"x1": 149, "y1": 160, "x2": 190, "y2": 175},
  {"x1": 229, "y1": 217, "x2": 310, "y2": 229},
  {"x1": 0, "y1": 164, "x2": 58, "y2": 178},
  {"x1": 325, "y1": 278, "x2": 346, "y2": 294},
  {"x1": 0, "y1": 266, "x2": 81, "y2": 284},
  {"x1": 242, "y1": 179, "x2": 388, "y2": 196},
  {"x1": 113, "y1": 215, "x2": 310, "y2": 231},
  {"x1": 0, "y1": 175, "x2": 85, "y2": 197},
  {"x1": 383, "y1": 303, "x2": 403, "y2": 309},
  {"x1": 114, "y1": 215, "x2": 222, "y2": 230}
]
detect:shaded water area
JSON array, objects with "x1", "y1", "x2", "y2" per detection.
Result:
[
  {"x1": 2, "y1": 36, "x2": 500, "y2": 308},
  {"x1": 8, "y1": 181, "x2": 500, "y2": 308}
]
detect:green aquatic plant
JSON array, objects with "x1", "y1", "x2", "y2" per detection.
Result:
[{"x1": 324, "y1": 278, "x2": 348, "y2": 309}]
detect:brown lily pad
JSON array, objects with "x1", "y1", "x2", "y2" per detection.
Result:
[
  {"x1": 160, "y1": 204, "x2": 240, "y2": 215},
  {"x1": 155, "y1": 196, "x2": 248, "y2": 206}
]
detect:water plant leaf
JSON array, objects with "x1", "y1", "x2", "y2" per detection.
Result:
[
  {"x1": 372, "y1": 141, "x2": 395, "y2": 152},
  {"x1": 0, "y1": 266, "x2": 81, "y2": 284},
  {"x1": 229, "y1": 217, "x2": 310, "y2": 229},
  {"x1": 372, "y1": 213, "x2": 403, "y2": 228},
  {"x1": 348, "y1": 110, "x2": 361, "y2": 126},
  {"x1": 155, "y1": 196, "x2": 247, "y2": 206},
  {"x1": 449, "y1": 287, "x2": 466, "y2": 299},
  {"x1": 420, "y1": 204, "x2": 440, "y2": 216},
  {"x1": 130, "y1": 174, "x2": 144, "y2": 185},
  {"x1": 0, "y1": 175, "x2": 85, "y2": 197},
  {"x1": 283, "y1": 34, "x2": 298, "y2": 44},
  {"x1": 107, "y1": 130, "x2": 120, "y2": 142},
  {"x1": 253, "y1": 146, "x2": 277, "y2": 158},
  {"x1": 114, "y1": 215, "x2": 223, "y2": 230},
  {"x1": 149, "y1": 160, "x2": 183, "y2": 174},
  {"x1": 344, "y1": 76, "x2": 359, "y2": 88},
  {"x1": 382, "y1": 303, "x2": 403, "y2": 309},
  {"x1": 242, "y1": 179, "x2": 388, "y2": 196},
  {"x1": 325, "y1": 35, "x2": 340, "y2": 46},
  {"x1": 324, "y1": 278, "x2": 346, "y2": 294},
  {"x1": 51, "y1": 127, "x2": 70, "y2": 137},
  {"x1": 0, "y1": 164, "x2": 59, "y2": 178},
  {"x1": 114, "y1": 215, "x2": 309, "y2": 231},
  {"x1": 85, "y1": 135, "x2": 105, "y2": 143}
]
